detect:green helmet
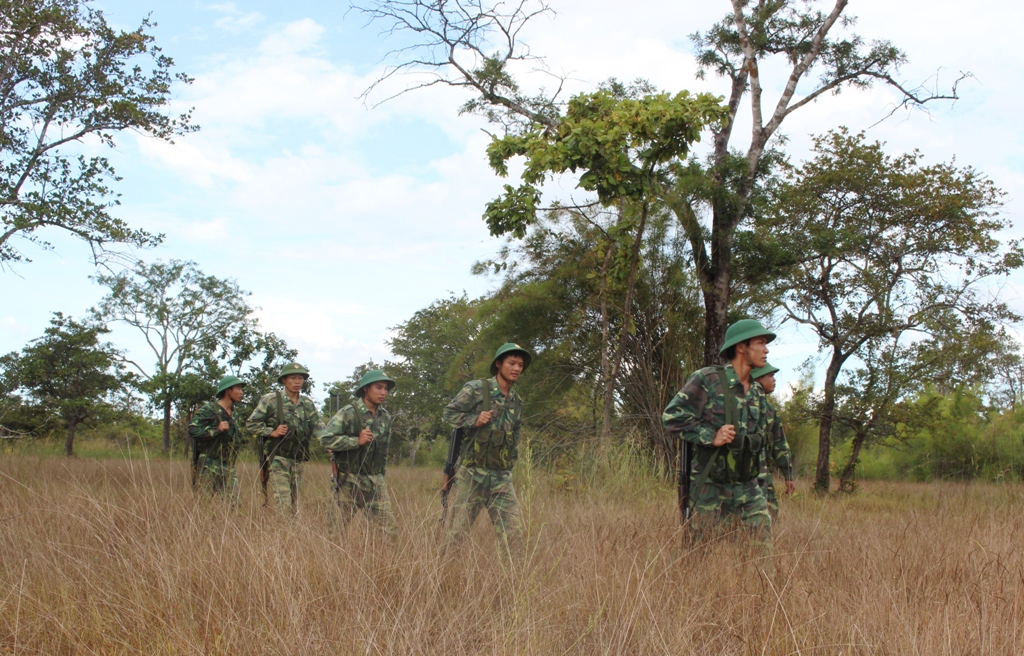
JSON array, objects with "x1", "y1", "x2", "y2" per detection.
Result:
[
  {"x1": 718, "y1": 319, "x2": 776, "y2": 356},
  {"x1": 216, "y1": 375, "x2": 246, "y2": 397},
  {"x1": 490, "y1": 342, "x2": 532, "y2": 376},
  {"x1": 277, "y1": 362, "x2": 310, "y2": 383},
  {"x1": 751, "y1": 363, "x2": 780, "y2": 380},
  {"x1": 354, "y1": 369, "x2": 396, "y2": 397}
]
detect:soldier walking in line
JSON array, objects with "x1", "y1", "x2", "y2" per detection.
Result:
[
  {"x1": 663, "y1": 320, "x2": 775, "y2": 549},
  {"x1": 320, "y1": 369, "x2": 398, "y2": 539},
  {"x1": 188, "y1": 375, "x2": 246, "y2": 503},
  {"x1": 752, "y1": 363, "x2": 796, "y2": 517},
  {"x1": 246, "y1": 362, "x2": 324, "y2": 512},
  {"x1": 442, "y1": 343, "x2": 531, "y2": 555}
]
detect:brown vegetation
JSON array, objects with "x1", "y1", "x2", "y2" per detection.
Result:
[{"x1": 1, "y1": 455, "x2": 1022, "y2": 654}]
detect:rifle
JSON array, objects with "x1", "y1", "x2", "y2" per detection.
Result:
[
  {"x1": 677, "y1": 438, "x2": 692, "y2": 523},
  {"x1": 439, "y1": 427, "x2": 465, "y2": 525},
  {"x1": 190, "y1": 435, "x2": 201, "y2": 490},
  {"x1": 330, "y1": 451, "x2": 341, "y2": 508},
  {"x1": 257, "y1": 432, "x2": 269, "y2": 505},
  {"x1": 258, "y1": 391, "x2": 286, "y2": 506}
]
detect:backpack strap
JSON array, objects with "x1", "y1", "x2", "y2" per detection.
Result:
[
  {"x1": 275, "y1": 390, "x2": 286, "y2": 435},
  {"x1": 690, "y1": 366, "x2": 737, "y2": 500},
  {"x1": 483, "y1": 378, "x2": 492, "y2": 414}
]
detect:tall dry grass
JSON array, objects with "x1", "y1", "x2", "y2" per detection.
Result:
[{"x1": 1, "y1": 453, "x2": 1023, "y2": 655}]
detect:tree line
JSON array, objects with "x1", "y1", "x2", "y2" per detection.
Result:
[{"x1": 1, "y1": 0, "x2": 1022, "y2": 491}]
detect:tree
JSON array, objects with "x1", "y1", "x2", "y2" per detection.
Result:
[
  {"x1": 485, "y1": 82, "x2": 725, "y2": 441},
  {"x1": 93, "y1": 260, "x2": 256, "y2": 453},
  {"x1": 359, "y1": 0, "x2": 967, "y2": 365},
  {"x1": 830, "y1": 338, "x2": 912, "y2": 492},
  {"x1": 764, "y1": 129, "x2": 1021, "y2": 491},
  {"x1": 3, "y1": 313, "x2": 125, "y2": 456},
  {"x1": 475, "y1": 206, "x2": 734, "y2": 464},
  {"x1": 0, "y1": 0, "x2": 195, "y2": 268}
]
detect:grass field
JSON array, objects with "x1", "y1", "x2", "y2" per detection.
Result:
[{"x1": 1, "y1": 454, "x2": 1023, "y2": 655}]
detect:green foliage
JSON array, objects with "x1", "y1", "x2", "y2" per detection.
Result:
[
  {"x1": 484, "y1": 87, "x2": 725, "y2": 238},
  {"x1": 0, "y1": 0, "x2": 196, "y2": 267},
  {"x1": 894, "y1": 390, "x2": 1024, "y2": 482},
  {"x1": 0, "y1": 313, "x2": 128, "y2": 455}
]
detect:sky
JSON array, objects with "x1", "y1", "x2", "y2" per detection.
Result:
[{"x1": 2, "y1": 0, "x2": 1023, "y2": 399}]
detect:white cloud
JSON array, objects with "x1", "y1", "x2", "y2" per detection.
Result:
[
  {"x1": 258, "y1": 18, "x2": 326, "y2": 56},
  {"x1": 206, "y1": 2, "x2": 264, "y2": 33},
  {"x1": 174, "y1": 217, "x2": 231, "y2": 243}
]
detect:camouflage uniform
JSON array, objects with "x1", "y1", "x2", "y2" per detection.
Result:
[
  {"x1": 188, "y1": 401, "x2": 241, "y2": 503},
  {"x1": 442, "y1": 377, "x2": 524, "y2": 551},
  {"x1": 247, "y1": 392, "x2": 325, "y2": 512},
  {"x1": 320, "y1": 398, "x2": 397, "y2": 538},
  {"x1": 663, "y1": 365, "x2": 772, "y2": 542},
  {"x1": 757, "y1": 399, "x2": 794, "y2": 516}
]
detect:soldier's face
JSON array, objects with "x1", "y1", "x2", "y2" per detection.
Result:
[
  {"x1": 743, "y1": 336, "x2": 770, "y2": 369},
  {"x1": 226, "y1": 385, "x2": 245, "y2": 402},
  {"x1": 283, "y1": 374, "x2": 306, "y2": 394},
  {"x1": 757, "y1": 373, "x2": 776, "y2": 394},
  {"x1": 497, "y1": 355, "x2": 525, "y2": 382},
  {"x1": 364, "y1": 381, "x2": 389, "y2": 406}
]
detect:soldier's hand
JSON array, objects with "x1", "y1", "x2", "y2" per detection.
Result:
[
  {"x1": 785, "y1": 480, "x2": 796, "y2": 495},
  {"x1": 358, "y1": 428, "x2": 374, "y2": 446},
  {"x1": 270, "y1": 424, "x2": 289, "y2": 438},
  {"x1": 474, "y1": 410, "x2": 494, "y2": 427},
  {"x1": 711, "y1": 424, "x2": 735, "y2": 447},
  {"x1": 217, "y1": 420, "x2": 229, "y2": 432}
]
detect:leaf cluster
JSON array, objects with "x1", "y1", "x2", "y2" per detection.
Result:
[
  {"x1": 0, "y1": 0, "x2": 196, "y2": 266},
  {"x1": 484, "y1": 88, "x2": 726, "y2": 238}
]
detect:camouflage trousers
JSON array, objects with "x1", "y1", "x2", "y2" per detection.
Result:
[
  {"x1": 194, "y1": 454, "x2": 238, "y2": 504},
  {"x1": 332, "y1": 472, "x2": 397, "y2": 540},
  {"x1": 758, "y1": 471, "x2": 779, "y2": 517},
  {"x1": 690, "y1": 479, "x2": 772, "y2": 548},
  {"x1": 444, "y1": 466, "x2": 521, "y2": 554},
  {"x1": 268, "y1": 456, "x2": 304, "y2": 512}
]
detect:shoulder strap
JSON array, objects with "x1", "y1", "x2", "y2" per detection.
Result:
[
  {"x1": 483, "y1": 379, "x2": 492, "y2": 413},
  {"x1": 350, "y1": 403, "x2": 367, "y2": 434},
  {"x1": 275, "y1": 391, "x2": 284, "y2": 426},
  {"x1": 720, "y1": 366, "x2": 737, "y2": 429},
  {"x1": 691, "y1": 366, "x2": 734, "y2": 501}
]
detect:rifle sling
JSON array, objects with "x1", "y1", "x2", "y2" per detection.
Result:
[
  {"x1": 690, "y1": 366, "x2": 739, "y2": 501},
  {"x1": 275, "y1": 391, "x2": 285, "y2": 432}
]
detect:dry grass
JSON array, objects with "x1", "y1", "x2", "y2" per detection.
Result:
[{"x1": 1, "y1": 454, "x2": 1023, "y2": 655}]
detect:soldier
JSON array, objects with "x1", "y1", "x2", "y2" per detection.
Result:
[
  {"x1": 320, "y1": 369, "x2": 398, "y2": 539},
  {"x1": 442, "y1": 343, "x2": 530, "y2": 554},
  {"x1": 188, "y1": 375, "x2": 246, "y2": 502},
  {"x1": 663, "y1": 319, "x2": 775, "y2": 546},
  {"x1": 246, "y1": 362, "x2": 325, "y2": 512},
  {"x1": 752, "y1": 363, "x2": 796, "y2": 517}
]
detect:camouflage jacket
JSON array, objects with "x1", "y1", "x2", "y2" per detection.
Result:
[
  {"x1": 662, "y1": 364, "x2": 770, "y2": 484},
  {"x1": 320, "y1": 398, "x2": 392, "y2": 476},
  {"x1": 188, "y1": 401, "x2": 240, "y2": 464},
  {"x1": 246, "y1": 391, "x2": 325, "y2": 462},
  {"x1": 443, "y1": 377, "x2": 523, "y2": 471},
  {"x1": 761, "y1": 399, "x2": 794, "y2": 481}
]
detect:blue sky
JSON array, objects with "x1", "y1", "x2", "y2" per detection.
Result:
[{"x1": 3, "y1": 0, "x2": 1022, "y2": 398}]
